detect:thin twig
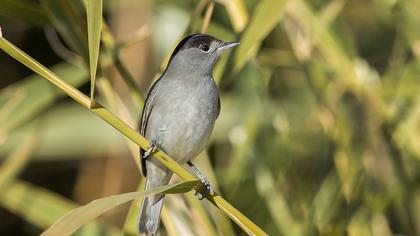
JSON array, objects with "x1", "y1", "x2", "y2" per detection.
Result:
[
  {"x1": 113, "y1": 53, "x2": 143, "y2": 104},
  {"x1": 44, "y1": 27, "x2": 81, "y2": 65},
  {"x1": 101, "y1": 23, "x2": 147, "y2": 103},
  {"x1": 201, "y1": 1, "x2": 215, "y2": 33},
  {"x1": 115, "y1": 25, "x2": 150, "y2": 49},
  {"x1": 188, "y1": 0, "x2": 208, "y2": 33}
]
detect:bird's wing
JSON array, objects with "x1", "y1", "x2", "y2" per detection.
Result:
[{"x1": 139, "y1": 77, "x2": 162, "y2": 177}]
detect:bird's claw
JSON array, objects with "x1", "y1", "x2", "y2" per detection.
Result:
[
  {"x1": 193, "y1": 177, "x2": 214, "y2": 200},
  {"x1": 144, "y1": 140, "x2": 158, "y2": 159}
]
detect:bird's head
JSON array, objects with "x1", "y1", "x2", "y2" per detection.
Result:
[{"x1": 166, "y1": 34, "x2": 239, "y2": 75}]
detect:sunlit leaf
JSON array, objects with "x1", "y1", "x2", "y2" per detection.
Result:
[
  {"x1": 255, "y1": 165, "x2": 301, "y2": 235},
  {"x1": 233, "y1": 0, "x2": 288, "y2": 72},
  {"x1": 42, "y1": 181, "x2": 199, "y2": 236},
  {"x1": 0, "y1": 133, "x2": 38, "y2": 189},
  {"x1": 41, "y1": 0, "x2": 89, "y2": 62},
  {"x1": 0, "y1": 0, "x2": 49, "y2": 26},
  {"x1": 0, "y1": 180, "x2": 120, "y2": 235},
  {"x1": 85, "y1": 0, "x2": 102, "y2": 106},
  {"x1": 220, "y1": 0, "x2": 248, "y2": 32},
  {"x1": 0, "y1": 62, "x2": 87, "y2": 137},
  {"x1": 0, "y1": 104, "x2": 127, "y2": 160}
]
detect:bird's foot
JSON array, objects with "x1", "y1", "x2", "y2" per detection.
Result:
[
  {"x1": 192, "y1": 175, "x2": 214, "y2": 200},
  {"x1": 187, "y1": 161, "x2": 214, "y2": 200},
  {"x1": 144, "y1": 140, "x2": 158, "y2": 159},
  {"x1": 197, "y1": 176, "x2": 214, "y2": 200}
]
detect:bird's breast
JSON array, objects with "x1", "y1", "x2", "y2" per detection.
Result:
[{"x1": 146, "y1": 76, "x2": 219, "y2": 163}]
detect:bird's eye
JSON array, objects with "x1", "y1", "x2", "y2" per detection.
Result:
[{"x1": 199, "y1": 43, "x2": 210, "y2": 52}]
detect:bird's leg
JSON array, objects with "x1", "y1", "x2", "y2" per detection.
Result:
[
  {"x1": 143, "y1": 140, "x2": 158, "y2": 159},
  {"x1": 187, "y1": 161, "x2": 214, "y2": 200}
]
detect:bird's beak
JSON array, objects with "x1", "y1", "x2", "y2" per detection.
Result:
[{"x1": 217, "y1": 41, "x2": 240, "y2": 52}]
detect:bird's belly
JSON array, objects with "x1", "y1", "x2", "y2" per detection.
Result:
[{"x1": 146, "y1": 93, "x2": 218, "y2": 163}]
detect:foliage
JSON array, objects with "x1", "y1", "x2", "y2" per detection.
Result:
[{"x1": 1, "y1": 0, "x2": 420, "y2": 235}]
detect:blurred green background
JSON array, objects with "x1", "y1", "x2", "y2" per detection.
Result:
[{"x1": 1, "y1": 0, "x2": 420, "y2": 235}]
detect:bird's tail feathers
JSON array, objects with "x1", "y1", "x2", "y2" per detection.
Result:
[
  {"x1": 138, "y1": 172, "x2": 171, "y2": 235},
  {"x1": 138, "y1": 193, "x2": 164, "y2": 236}
]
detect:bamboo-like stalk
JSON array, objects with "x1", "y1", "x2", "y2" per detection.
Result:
[
  {"x1": 0, "y1": 34, "x2": 267, "y2": 236},
  {"x1": 201, "y1": 1, "x2": 215, "y2": 33}
]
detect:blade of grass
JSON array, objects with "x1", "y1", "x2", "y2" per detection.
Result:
[
  {"x1": 0, "y1": 33, "x2": 268, "y2": 236},
  {"x1": 101, "y1": 23, "x2": 145, "y2": 105},
  {"x1": 0, "y1": 132, "x2": 38, "y2": 189},
  {"x1": 161, "y1": 205, "x2": 181, "y2": 236},
  {"x1": 198, "y1": 155, "x2": 236, "y2": 236},
  {"x1": 310, "y1": 172, "x2": 342, "y2": 234},
  {"x1": 41, "y1": 0, "x2": 89, "y2": 63},
  {"x1": 0, "y1": 180, "x2": 120, "y2": 235},
  {"x1": 201, "y1": 1, "x2": 215, "y2": 33},
  {"x1": 255, "y1": 165, "x2": 302, "y2": 235},
  {"x1": 86, "y1": 0, "x2": 102, "y2": 107},
  {"x1": 233, "y1": 0, "x2": 289, "y2": 72},
  {"x1": 185, "y1": 193, "x2": 219, "y2": 236},
  {"x1": 121, "y1": 181, "x2": 145, "y2": 235},
  {"x1": 0, "y1": 0, "x2": 49, "y2": 26},
  {"x1": 219, "y1": 0, "x2": 248, "y2": 32},
  {"x1": 0, "y1": 62, "x2": 87, "y2": 137},
  {"x1": 42, "y1": 181, "x2": 199, "y2": 236}
]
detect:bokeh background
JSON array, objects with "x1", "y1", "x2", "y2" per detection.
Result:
[{"x1": 1, "y1": 0, "x2": 420, "y2": 235}]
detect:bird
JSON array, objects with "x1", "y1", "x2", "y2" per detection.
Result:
[{"x1": 137, "y1": 33, "x2": 239, "y2": 235}]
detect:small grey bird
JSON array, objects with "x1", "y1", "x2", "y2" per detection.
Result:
[{"x1": 138, "y1": 34, "x2": 239, "y2": 235}]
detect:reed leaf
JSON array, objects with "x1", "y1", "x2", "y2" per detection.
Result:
[
  {"x1": 233, "y1": 0, "x2": 288, "y2": 72},
  {"x1": 0, "y1": 0, "x2": 48, "y2": 26},
  {"x1": 0, "y1": 62, "x2": 87, "y2": 136},
  {"x1": 0, "y1": 180, "x2": 120, "y2": 235},
  {"x1": 85, "y1": 0, "x2": 102, "y2": 106},
  {"x1": 42, "y1": 181, "x2": 199, "y2": 236}
]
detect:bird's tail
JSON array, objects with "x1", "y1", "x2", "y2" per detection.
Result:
[
  {"x1": 138, "y1": 191, "x2": 164, "y2": 235},
  {"x1": 138, "y1": 168, "x2": 172, "y2": 235}
]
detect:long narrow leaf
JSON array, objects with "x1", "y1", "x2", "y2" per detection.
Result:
[
  {"x1": 86, "y1": 0, "x2": 102, "y2": 106},
  {"x1": 0, "y1": 180, "x2": 120, "y2": 235},
  {"x1": 233, "y1": 0, "x2": 289, "y2": 72},
  {"x1": 0, "y1": 62, "x2": 87, "y2": 136},
  {"x1": 42, "y1": 181, "x2": 199, "y2": 236},
  {"x1": 220, "y1": 0, "x2": 248, "y2": 32},
  {"x1": 41, "y1": 0, "x2": 89, "y2": 62},
  {"x1": 0, "y1": 133, "x2": 38, "y2": 189},
  {"x1": 0, "y1": 0, "x2": 49, "y2": 26}
]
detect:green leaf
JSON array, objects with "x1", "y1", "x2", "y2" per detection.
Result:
[
  {"x1": 85, "y1": 0, "x2": 102, "y2": 106},
  {"x1": 233, "y1": 0, "x2": 289, "y2": 72},
  {"x1": 0, "y1": 104, "x2": 127, "y2": 160},
  {"x1": 0, "y1": 180, "x2": 120, "y2": 235},
  {"x1": 255, "y1": 165, "x2": 302, "y2": 235},
  {"x1": 41, "y1": 0, "x2": 89, "y2": 63},
  {"x1": 42, "y1": 181, "x2": 199, "y2": 236},
  {"x1": 0, "y1": 0, "x2": 49, "y2": 26},
  {"x1": 222, "y1": 0, "x2": 249, "y2": 32},
  {"x1": 0, "y1": 63, "x2": 88, "y2": 137},
  {"x1": 0, "y1": 36, "x2": 91, "y2": 107},
  {"x1": 0, "y1": 133, "x2": 38, "y2": 189}
]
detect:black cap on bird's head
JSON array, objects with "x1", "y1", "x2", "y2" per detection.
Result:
[{"x1": 166, "y1": 33, "x2": 239, "y2": 71}]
